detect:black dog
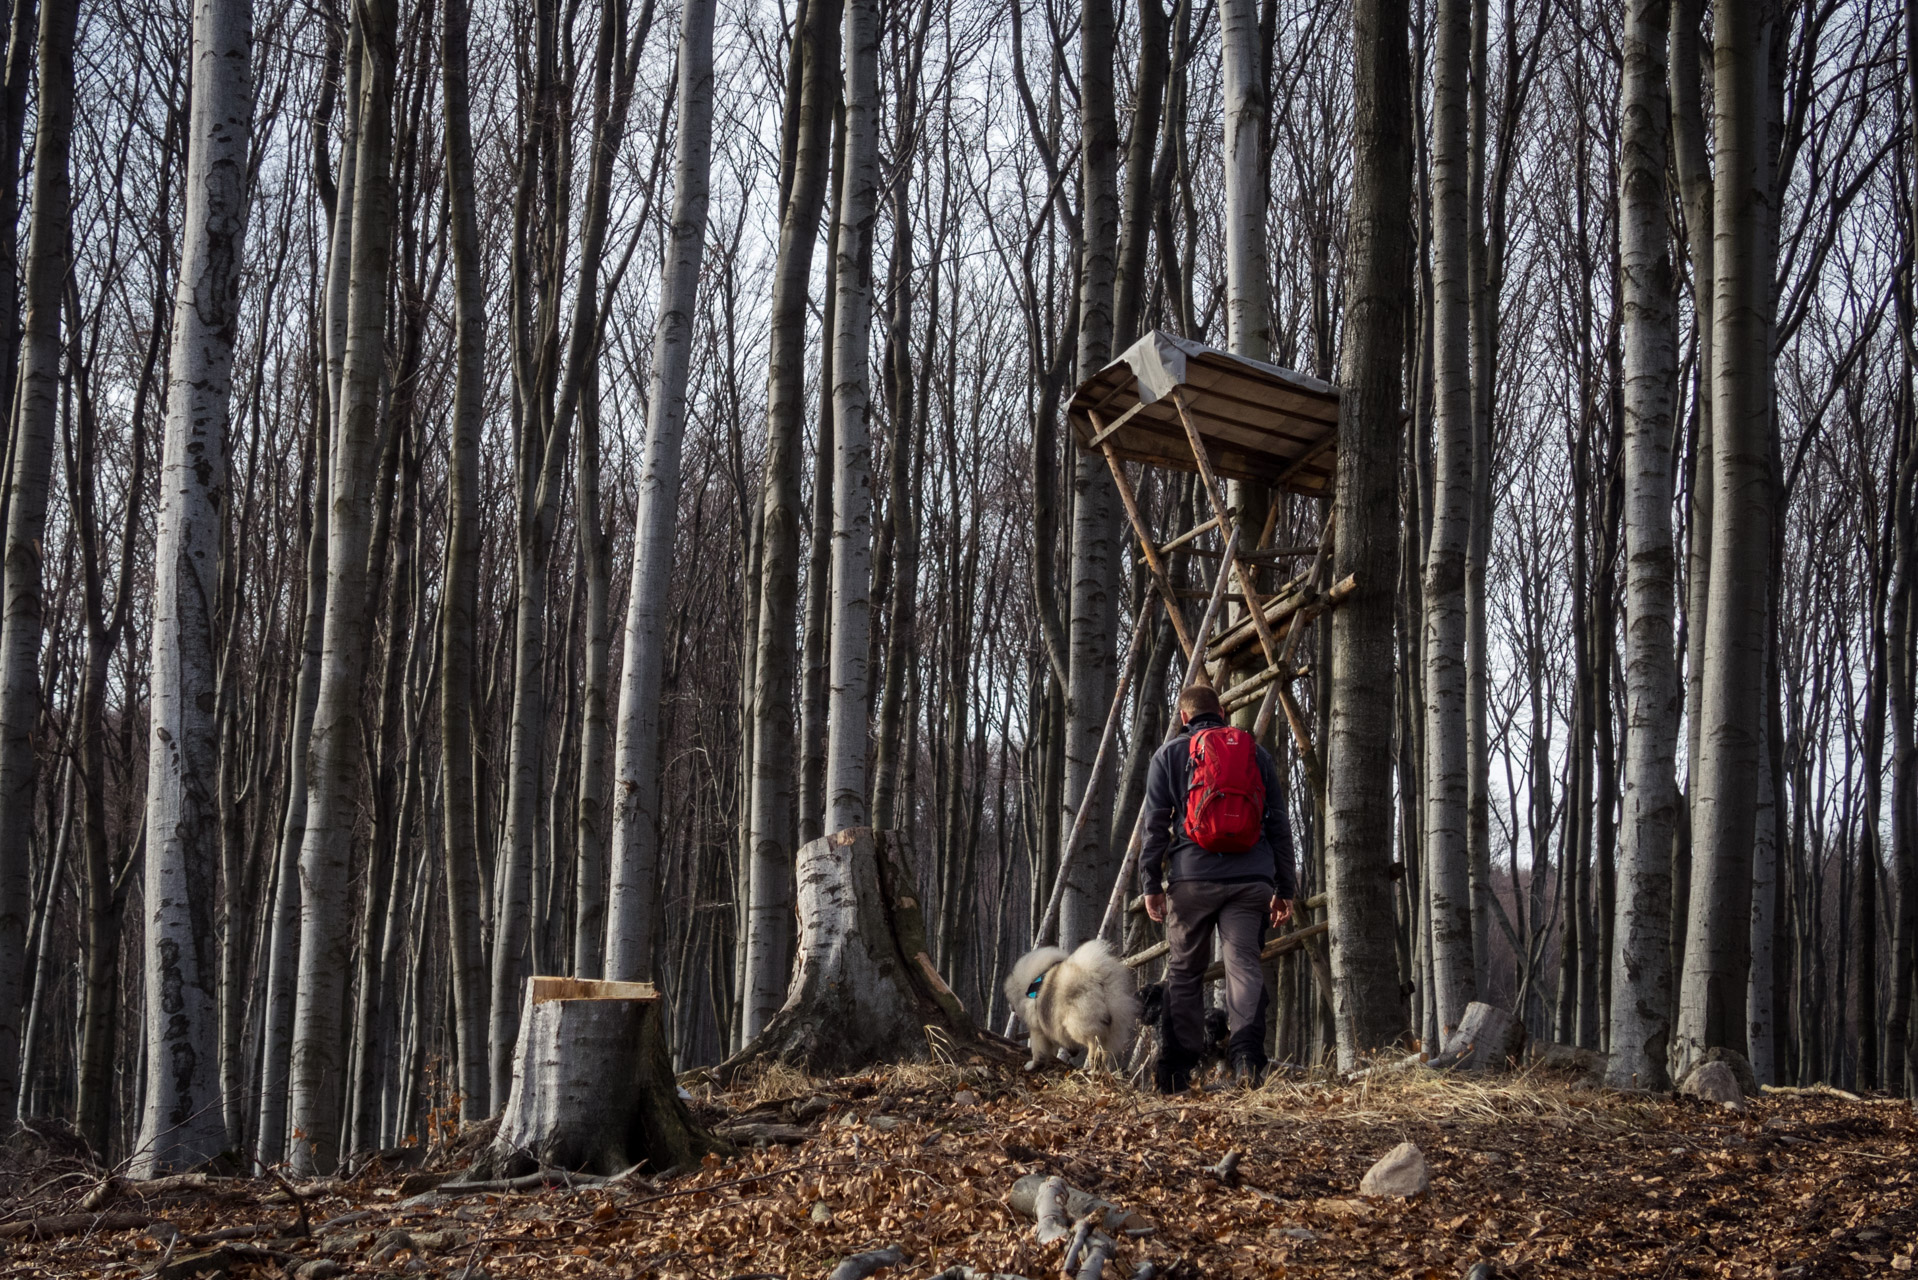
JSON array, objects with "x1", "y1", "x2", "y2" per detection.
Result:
[{"x1": 1137, "y1": 981, "x2": 1231, "y2": 1090}]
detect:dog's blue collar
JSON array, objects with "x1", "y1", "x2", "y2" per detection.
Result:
[{"x1": 1026, "y1": 974, "x2": 1044, "y2": 1000}]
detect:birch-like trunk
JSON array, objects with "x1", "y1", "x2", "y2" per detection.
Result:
[
  {"x1": 1673, "y1": 1, "x2": 1773, "y2": 1077},
  {"x1": 742, "y1": 0, "x2": 840, "y2": 1039},
  {"x1": 823, "y1": 0, "x2": 879, "y2": 837},
  {"x1": 1057, "y1": 0, "x2": 1121, "y2": 949},
  {"x1": 1669, "y1": 0, "x2": 1711, "y2": 1002},
  {"x1": 1607, "y1": 0, "x2": 1678, "y2": 1092},
  {"x1": 437, "y1": 0, "x2": 490, "y2": 1116},
  {"x1": 1219, "y1": 0, "x2": 1271, "y2": 360},
  {"x1": 0, "y1": 0, "x2": 73, "y2": 1124},
  {"x1": 290, "y1": 0, "x2": 397, "y2": 1174},
  {"x1": 1462, "y1": 0, "x2": 1492, "y2": 995},
  {"x1": 133, "y1": 0, "x2": 254, "y2": 1175},
  {"x1": 1325, "y1": 0, "x2": 1412, "y2": 1068},
  {"x1": 1421, "y1": 0, "x2": 1477, "y2": 1039},
  {"x1": 604, "y1": 0, "x2": 715, "y2": 983}
]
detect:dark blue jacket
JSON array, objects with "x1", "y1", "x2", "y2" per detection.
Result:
[{"x1": 1138, "y1": 712, "x2": 1297, "y2": 898}]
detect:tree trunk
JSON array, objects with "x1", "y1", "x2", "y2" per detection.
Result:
[
  {"x1": 1673, "y1": 0, "x2": 1774, "y2": 1076},
  {"x1": 1607, "y1": 0, "x2": 1678, "y2": 1093},
  {"x1": 438, "y1": 0, "x2": 490, "y2": 1118},
  {"x1": 483, "y1": 979, "x2": 722, "y2": 1177},
  {"x1": 1669, "y1": 0, "x2": 1712, "y2": 1011},
  {"x1": 743, "y1": 0, "x2": 840, "y2": 1040},
  {"x1": 823, "y1": 0, "x2": 879, "y2": 836},
  {"x1": 0, "y1": 0, "x2": 72, "y2": 1126},
  {"x1": 290, "y1": 0, "x2": 398, "y2": 1174},
  {"x1": 604, "y1": 0, "x2": 716, "y2": 984},
  {"x1": 726, "y1": 829, "x2": 1011, "y2": 1076},
  {"x1": 1422, "y1": 0, "x2": 1476, "y2": 1039},
  {"x1": 1058, "y1": 0, "x2": 1120, "y2": 948},
  {"x1": 1325, "y1": 0, "x2": 1412, "y2": 1069},
  {"x1": 1219, "y1": 0, "x2": 1271, "y2": 360},
  {"x1": 133, "y1": 0, "x2": 254, "y2": 1175}
]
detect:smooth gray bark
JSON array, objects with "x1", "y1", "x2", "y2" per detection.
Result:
[
  {"x1": 1058, "y1": 0, "x2": 1121, "y2": 949},
  {"x1": 1325, "y1": 0, "x2": 1412, "y2": 1068},
  {"x1": 1219, "y1": 0, "x2": 1271, "y2": 360},
  {"x1": 0, "y1": 0, "x2": 72, "y2": 1126},
  {"x1": 1608, "y1": 0, "x2": 1678, "y2": 1092},
  {"x1": 438, "y1": 0, "x2": 489, "y2": 1117},
  {"x1": 133, "y1": 0, "x2": 254, "y2": 1175},
  {"x1": 1674, "y1": 1, "x2": 1773, "y2": 1077},
  {"x1": 742, "y1": 0, "x2": 840, "y2": 1039},
  {"x1": 823, "y1": 0, "x2": 878, "y2": 836},
  {"x1": 605, "y1": 0, "x2": 716, "y2": 983},
  {"x1": 1422, "y1": 0, "x2": 1477, "y2": 1038},
  {"x1": 289, "y1": 0, "x2": 397, "y2": 1174}
]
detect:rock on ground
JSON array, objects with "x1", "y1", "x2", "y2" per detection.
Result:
[
  {"x1": 1680, "y1": 1061, "x2": 1748, "y2": 1111},
  {"x1": 1359, "y1": 1141, "x2": 1430, "y2": 1197}
]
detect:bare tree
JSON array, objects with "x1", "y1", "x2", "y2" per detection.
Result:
[
  {"x1": 438, "y1": 0, "x2": 490, "y2": 1117},
  {"x1": 1674, "y1": 0, "x2": 1775, "y2": 1075},
  {"x1": 1422, "y1": 0, "x2": 1476, "y2": 1038},
  {"x1": 823, "y1": 0, "x2": 879, "y2": 836},
  {"x1": 605, "y1": 0, "x2": 717, "y2": 983},
  {"x1": 1608, "y1": 0, "x2": 1677, "y2": 1092},
  {"x1": 290, "y1": 0, "x2": 398, "y2": 1174},
  {"x1": 1325, "y1": 0, "x2": 1412, "y2": 1068}
]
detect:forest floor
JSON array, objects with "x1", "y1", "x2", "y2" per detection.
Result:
[{"x1": 2, "y1": 1057, "x2": 1914, "y2": 1280}]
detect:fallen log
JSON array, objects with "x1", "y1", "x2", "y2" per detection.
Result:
[
  {"x1": 831, "y1": 1244, "x2": 910, "y2": 1280},
  {"x1": 0, "y1": 1211, "x2": 152, "y2": 1239},
  {"x1": 1007, "y1": 1173, "x2": 1152, "y2": 1235}
]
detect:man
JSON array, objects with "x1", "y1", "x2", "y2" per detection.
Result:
[{"x1": 1140, "y1": 683, "x2": 1296, "y2": 1089}]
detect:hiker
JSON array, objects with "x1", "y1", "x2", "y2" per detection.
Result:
[{"x1": 1140, "y1": 683, "x2": 1297, "y2": 1090}]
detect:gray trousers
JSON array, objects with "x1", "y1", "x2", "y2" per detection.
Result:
[{"x1": 1165, "y1": 880, "x2": 1268, "y2": 1058}]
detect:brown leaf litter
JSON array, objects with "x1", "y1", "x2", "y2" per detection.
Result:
[{"x1": 1, "y1": 1062, "x2": 1912, "y2": 1278}]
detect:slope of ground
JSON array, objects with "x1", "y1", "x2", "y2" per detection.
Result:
[{"x1": 2, "y1": 1062, "x2": 1913, "y2": 1279}]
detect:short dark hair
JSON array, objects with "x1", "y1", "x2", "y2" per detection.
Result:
[{"x1": 1178, "y1": 683, "x2": 1222, "y2": 720}]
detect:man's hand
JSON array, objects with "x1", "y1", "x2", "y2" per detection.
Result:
[
  {"x1": 1144, "y1": 893, "x2": 1167, "y2": 923},
  {"x1": 1268, "y1": 896, "x2": 1293, "y2": 928}
]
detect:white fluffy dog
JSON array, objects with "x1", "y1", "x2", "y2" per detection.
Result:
[{"x1": 1003, "y1": 939, "x2": 1141, "y2": 1071}]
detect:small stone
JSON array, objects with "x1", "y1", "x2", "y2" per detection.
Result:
[
  {"x1": 953, "y1": 1090, "x2": 980, "y2": 1107},
  {"x1": 1680, "y1": 1061, "x2": 1748, "y2": 1112},
  {"x1": 370, "y1": 1229, "x2": 416, "y2": 1263},
  {"x1": 1282, "y1": 1227, "x2": 1318, "y2": 1241},
  {"x1": 410, "y1": 1229, "x2": 464, "y2": 1253},
  {"x1": 795, "y1": 1094, "x2": 834, "y2": 1121},
  {"x1": 811, "y1": 1201, "x2": 833, "y2": 1225},
  {"x1": 294, "y1": 1263, "x2": 346, "y2": 1280},
  {"x1": 1359, "y1": 1141, "x2": 1430, "y2": 1198},
  {"x1": 837, "y1": 1112, "x2": 859, "y2": 1128},
  {"x1": 869, "y1": 1114, "x2": 903, "y2": 1132}
]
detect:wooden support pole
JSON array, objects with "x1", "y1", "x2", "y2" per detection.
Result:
[
  {"x1": 1097, "y1": 432, "x2": 1195, "y2": 660},
  {"x1": 1092, "y1": 526, "x2": 1242, "y2": 945},
  {"x1": 1173, "y1": 392, "x2": 1285, "y2": 668}
]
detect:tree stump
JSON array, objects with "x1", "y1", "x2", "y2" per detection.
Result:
[
  {"x1": 1426, "y1": 1001, "x2": 1526, "y2": 1072},
  {"x1": 724, "y1": 828, "x2": 1020, "y2": 1077},
  {"x1": 481, "y1": 978, "x2": 724, "y2": 1177}
]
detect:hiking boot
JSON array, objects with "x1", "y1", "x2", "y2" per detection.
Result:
[{"x1": 1231, "y1": 1052, "x2": 1265, "y2": 1089}]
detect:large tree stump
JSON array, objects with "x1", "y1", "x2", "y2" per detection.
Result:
[
  {"x1": 1426, "y1": 1001, "x2": 1526, "y2": 1072},
  {"x1": 725, "y1": 828, "x2": 1019, "y2": 1077},
  {"x1": 480, "y1": 978, "x2": 723, "y2": 1177}
]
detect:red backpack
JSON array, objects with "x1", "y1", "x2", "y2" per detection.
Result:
[{"x1": 1184, "y1": 726, "x2": 1266, "y2": 853}]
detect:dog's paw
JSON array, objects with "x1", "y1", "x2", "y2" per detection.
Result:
[{"x1": 1023, "y1": 1058, "x2": 1043, "y2": 1072}]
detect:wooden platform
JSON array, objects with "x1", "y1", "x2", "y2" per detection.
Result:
[{"x1": 1066, "y1": 330, "x2": 1339, "y2": 495}]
